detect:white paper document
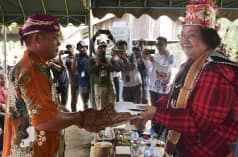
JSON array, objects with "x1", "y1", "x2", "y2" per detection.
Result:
[
  {"x1": 115, "y1": 146, "x2": 131, "y2": 155},
  {"x1": 114, "y1": 101, "x2": 147, "y2": 115}
]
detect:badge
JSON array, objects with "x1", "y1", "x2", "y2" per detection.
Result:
[
  {"x1": 100, "y1": 70, "x2": 107, "y2": 77},
  {"x1": 81, "y1": 71, "x2": 85, "y2": 77}
]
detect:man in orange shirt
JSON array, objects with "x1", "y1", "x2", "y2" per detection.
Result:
[{"x1": 3, "y1": 14, "x2": 134, "y2": 157}]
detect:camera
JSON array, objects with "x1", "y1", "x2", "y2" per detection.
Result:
[
  {"x1": 144, "y1": 49, "x2": 155, "y2": 54},
  {"x1": 97, "y1": 39, "x2": 110, "y2": 45},
  {"x1": 112, "y1": 48, "x2": 124, "y2": 54},
  {"x1": 98, "y1": 29, "x2": 110, "y2": 34},
  {"x1": 64, "y1": 50, "x2": 71, "y2": 54}
]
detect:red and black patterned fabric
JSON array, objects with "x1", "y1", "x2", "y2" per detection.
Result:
[{"x1": 153, "y1": 53, "x2": 238, "y2": 157}]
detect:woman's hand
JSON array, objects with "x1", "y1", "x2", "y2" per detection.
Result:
[
  {"x1": 130, "y1": 116, "x2": 147, "y2": 131},
  {"x1": 130, "y1": 105, "x2": 157, "y2": 131},
  {"x1": 139, "y1": 105, "x2": 157, "y2": 121}
]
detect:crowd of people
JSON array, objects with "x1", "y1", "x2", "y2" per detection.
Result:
[
  {"x1": 42, "y1": 28, "x2": 174, "y2": 114},
  {"x1": 0, "y1": 0, "x2": 237, "y2": 157}
]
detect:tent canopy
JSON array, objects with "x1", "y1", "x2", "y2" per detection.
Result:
[
  {"x1": 0, "y1": 0, "x2": 89, "y2": 26},
  {"x1": 92, "y1": 0, "x2": 238, "y2": 21},
  {"x1": 0, "y1": 0, "x2": 238, "y2": 26}
]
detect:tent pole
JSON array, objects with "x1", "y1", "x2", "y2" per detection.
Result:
[
  {"x1": 89, "y1": 9, "x2": 92, "y2": 56},
  {"x1": 3, "y1": 25, "x2": 7, "y2": 74},
  {"x1": 88, "y1": 0, "x2": 96, "y2": 108},
  {"x1": 88, "y1": 0, "x2": 93, "y2": 57}
]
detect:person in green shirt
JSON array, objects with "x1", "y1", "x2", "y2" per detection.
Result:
[{"x1": 89, "y1": 41, "x2": 116, "y2": 110}]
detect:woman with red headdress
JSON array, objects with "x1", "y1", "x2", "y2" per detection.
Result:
[{"x1": 133, "y1": 1, "x2": 238, "y2": 157}]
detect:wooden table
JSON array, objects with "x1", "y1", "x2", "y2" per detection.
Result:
[
  {"x1": 89, "y1": 124, "x2": 165, "y2": 157},
  {"x1": 90, "y1": 136, "x2": 164, "y2": 157}
]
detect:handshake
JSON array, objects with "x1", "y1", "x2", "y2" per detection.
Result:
[
  {"x1": 77, "y1": 104, "x2": 138, "y2": 132},
  {"x1": 77, "y1": 103, "x2": 158, "y2": 133}
]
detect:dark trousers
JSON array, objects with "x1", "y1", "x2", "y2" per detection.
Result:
[
  {"x1": 0, "y1": 114, "x2": 4, "y2": 151},
  {"x1": 70, "y1": 84, "x2": 79, "y2": 112},
  {"x1": 149, "y1": 90, "x2": 168, "y2": 140},
  {"x1": 149, "y1": 90, "x2": 161, "y2": 105},
  {"x1": 79, "y1": 86, "x2": 90, "y2": 110},
  {"x1": 113, "y1": 77, "x2": 120, "y2": 101},
  {"x1": 123, "y1": 84, "x2": 142, "y2": 103},
  {"x1": 57, "y1": 84, "x2": 69, "y2": 107}
]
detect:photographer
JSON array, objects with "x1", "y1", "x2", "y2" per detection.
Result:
[
  {"x1": 63, "y1": 44, "x2": 80, "y2": 112},
  {"x1": 64, "y1": 44, "x2": 74, "y2": 56},
  {"x1": 133, "y1": 45, "x2": 149, "y2": 104},
  {"x1": 90, "y1": 29, "x2": 115, "y2": 56},
  {"x1": 142, "y1": 36, "x2": 174, "y2": 140},
  {"x1": 72, "y1": 40, "x2": 90, "y2": 111},
  {"x1": 89, "y1": 30, "x2": 116, "y2": 110},
  {"x1": 110, "y1": 48, "x2": 123, "y2": 102},
  {"x1": 143, "y1": 36, "x2": 173, "y2": 103},
  {"x1": 112, "y1": 40, "x2": 142, "y2": 104},
  {"x1": 49, "y1": 50, "x2": 69, "y2": 109}
]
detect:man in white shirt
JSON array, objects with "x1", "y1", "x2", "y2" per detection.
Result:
[
  {"x1": 143, "y1": 36, "x2": 173, "y2": 104},
  {"x1": 112, "y1": 40, "x2": 142, "y2": 103},
  {"x1": 142, "y1": 36, "x2": 173, "y2": 140}
]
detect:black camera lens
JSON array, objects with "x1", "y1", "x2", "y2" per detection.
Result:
[{"x1": 64, "y1": 50, "x2": 70, "y2": 54}]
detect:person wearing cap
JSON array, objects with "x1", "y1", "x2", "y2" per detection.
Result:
[
  {"x1": 2, "y1": 14, "x2": 134, "y2": 157},
  {"x1": 49, "y1": 48, "x2": 70, "y2": 108},
  {"x1": 89, "y1": 30, "x2": 116, "y2": 110},
  {"x1": 112, "y1": 40, "x2": 142, "y2": 104},
  {"x1": 72, "y1": 40, "x2": 90, "y2": 110},
  {"x1": 64, "y1": 44, "x2": 79, "y2": 112},
  {"x1": 133, "y1": 1, "x2": 238, "y2": 157},
  {"x1": 132, "y1": 45, "x2": 149, "y2": 104},
  {"x1": 142, "y1": 36, "x2": 173, "y2": 140},
  {"x1": 143, "y1": 36, "x2": 174, "y2": 104}
]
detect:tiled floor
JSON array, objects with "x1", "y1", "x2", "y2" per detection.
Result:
[
  {"x1": 64, "y1": 85, "x2": 94, "y2": 157},
  {"x1": 65, "y1": 125, "x2": 93, "y2": 157}
]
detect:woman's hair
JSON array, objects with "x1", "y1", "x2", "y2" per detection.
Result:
[{"x1": 200, "y1": 26, "x2": 221, "y2": 49}]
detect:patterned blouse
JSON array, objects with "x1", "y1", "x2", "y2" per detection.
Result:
[{"x1": 3, "y1": 51, "x2": 64, "y2": 157}]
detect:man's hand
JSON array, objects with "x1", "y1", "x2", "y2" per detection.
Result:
[
  {"x1": 104, "y1": 60, "x2": 111, "y2": 67},
  {"x1": 59, "y1": 50, "x2": 64, "y2": 55},
  {"x1": 96, "y1": 104, "x2": 137, "y2": 127},
  {"x1": 96, "y1": 59, "x2": 101, "y2": 66},
  {"x1": 79, "y1": 104, "x2": 137, "y2": 132},
  {"x1": 79, "y1": 108, "x2": 105, "y2": 132},
  {"x1": 118, "y1": 52, "x2": 126, "y2": 60},
  {"x1": 148, "y1": 55, "x2": 154, "y2": 62}
]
